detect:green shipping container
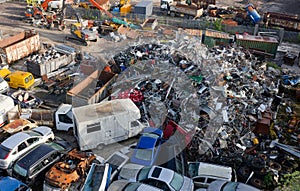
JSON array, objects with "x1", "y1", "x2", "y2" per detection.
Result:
[{"x1": 235, "y1": 34, "x2": 279, "y2": 57}]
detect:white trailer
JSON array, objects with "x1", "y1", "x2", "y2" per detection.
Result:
[
  {"x1": 0, "y1": 94, "x2": 15, "y2": 127},
  {"x1": 72, "y1": 99, "x2": 147, "y2": 151}
]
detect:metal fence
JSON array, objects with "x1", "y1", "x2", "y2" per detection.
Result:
[{"x1": 67, "y1": 7, "x2": 300, "y2": 44}]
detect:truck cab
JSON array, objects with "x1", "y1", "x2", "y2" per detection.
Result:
[
  {"x1": 161, "y1": 0, "x2": 173, "y2": 10},
  {"x1": 55, "y1": 104, "x2": 73, "y2": 132}
]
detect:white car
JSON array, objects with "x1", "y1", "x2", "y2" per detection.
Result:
[
  {"x1": 188, "y1": 162, "x2": 236, "y2": 188},
  {"x1": 199, "y1": 180, "x2": 261, "y2": 191},
  {"x1": 119, "y1": 163, "x2": 194, "y2": 191},
  {"x1": 0, "y1": 126, "x2": 54, "y2": 170}
]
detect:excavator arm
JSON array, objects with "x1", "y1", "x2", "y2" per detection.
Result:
[{"x1": 88, "y1": 0, "x2": 113, "y2": 18}]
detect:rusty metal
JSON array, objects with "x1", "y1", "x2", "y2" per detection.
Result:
[
  {"x1": 0, "y1": 30, "x2": 40, "y2": 64},
  {"x1": 264, "y1": 12, "x2": 300, "y2": 32},
  {"x1": 44, "y1": 149, "x2": 96, "y2": 190}
]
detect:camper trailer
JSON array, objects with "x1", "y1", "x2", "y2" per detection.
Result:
[
  {"x1": 0, "y1": 94, "x2": 15, "y2": 127},
  {"x1": 72, "y1": 99, "x2": 147, "y2": 151}
]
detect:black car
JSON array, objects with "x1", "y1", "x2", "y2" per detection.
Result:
[{"x1": 11, "y1": 137, "x2": 73, "y2": 186}]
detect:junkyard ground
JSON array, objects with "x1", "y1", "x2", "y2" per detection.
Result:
[{"x1": 1, "y1": 1, "x2": 300, "y2": 190}]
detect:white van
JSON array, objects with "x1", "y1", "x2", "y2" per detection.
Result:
[
  {"x1": 188, "y1": 162, "x2": 236, "y2": 188},
  {"x1": 0, "y1": 77, "x2": 9, "y2": 94},
  {"x1": 0, "y1": 94, "x2": 15, "y2": 127}
]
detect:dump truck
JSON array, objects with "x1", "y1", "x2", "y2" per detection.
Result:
[
  {"x1": 161, "y1": 1, "x2": 203, "y2": 19},
  {"x1": 0, "y1": 30, "x2": 40, "y2": 65},
  {"x1": 73, "y1": 98, "x2": 147, "y2": 151}
]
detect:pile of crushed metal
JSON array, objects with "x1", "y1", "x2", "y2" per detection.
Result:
[{"x1": 100, "y1": 37, "x2": 300, "y2": 190}]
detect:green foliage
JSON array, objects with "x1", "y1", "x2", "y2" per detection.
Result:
[
  {"x1": 213, "y1": 19, "x2": 223, "y2": 31},
  {"x1": 278, "y1": 171, "x2": 300, "y2": 190},
  {"x1": 266, "y1": 61, "x2": 281, "y2": 70}
]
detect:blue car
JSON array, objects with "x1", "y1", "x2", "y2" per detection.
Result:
[
  {"x1": 0, "y1": 176, "x2": 31, "y2": 191},
  {"x1": 130, "y1": 127, "x2": 163, "y2": 166}
]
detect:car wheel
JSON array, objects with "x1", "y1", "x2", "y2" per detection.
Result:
[{"x1": 250, "y1": 177, "x2": 265, "y2": 189}]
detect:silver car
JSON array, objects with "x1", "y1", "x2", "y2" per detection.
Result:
[
  {"x1": 119, "y1": 163, "x2": 194, "y2": 191},
  {"x1": 108, "y1": 180, "x2": 163, "y2": 191},
  {"x1": 205, "y1": 180, "x2": 261, "y2": 191},
  {"x1": 0, "y1": 126, "x2": 54, "y2": 170}
]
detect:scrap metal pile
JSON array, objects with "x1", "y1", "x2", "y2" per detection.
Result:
[{"x1": 97, "y1": 36, "x2": 300, "y2": 190}]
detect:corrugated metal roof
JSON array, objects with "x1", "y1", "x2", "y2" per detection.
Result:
[
  {"x1": 236, "y1": 34, "x2": 278, "y2": 43},
  {"x1": 205, "y1": 29, "x2": 232, "y2": 39}
]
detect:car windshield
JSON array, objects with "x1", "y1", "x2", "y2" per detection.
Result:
[
  {"x1": 145, "y1": 133, "x2": 159, "y2": 139},
  {"x1": 170, "y1": 172, "x2": 184, "y2": 190},
  {"x1": 47, "y1": 142, "x2": 65, "y2": 151},
  {"x1": 188, "y1": 162, "x2": 200, "y2": 177},
  {"x1": 124, "y1": 182, "x2": 140, "y2": 191},
  {"x1": 0, "y1": 77, "x2": 3, "y2": 82},
  {"x1": 26, "y1": 130, "x2": 41, "y2": 136},
  {"x1": 222, "y1": 182, "x2": 239, "y2": 191},
  {"x1": 13, "y1": 162, "x2": 27, "y2": 177},
  {"x1": 137, "y1": 167, "x2": 151, "y2": 181},
  {"x1": 135, "y1": 149, "x2": 153, "y2": 161},
  {"x1": 0, "y1": 145, "x2": 11, "y2": 159}
]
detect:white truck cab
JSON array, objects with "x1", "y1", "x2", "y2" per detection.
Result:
[
  {"x1": 55, "y1": 104, "x2": 73, "y2": 132},
  {"x1": 0, "y1": 77, "x2": 9, "y2": 94},
  {"x1": 161, "y1": 0, "x2": 173, "y2": 10}
]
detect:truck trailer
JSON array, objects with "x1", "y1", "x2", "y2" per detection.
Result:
[{"x1": 162, "y1": 1, "x2": 203, "y2": 19}]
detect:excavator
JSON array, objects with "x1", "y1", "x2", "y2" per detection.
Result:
[
  {"x1": 25, "y1": 0, "x2": 63, "y2": 20},
  {"x1": 65, "y1": 0, "x2": 140, "y2": 45}
]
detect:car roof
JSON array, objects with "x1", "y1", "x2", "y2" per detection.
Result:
[
  {"x1": 149, "y1": 166, "x2": 174, "y2": 184},
  {"x1": 119, "y1": 163, "x2": 145, "y2": 180},
  {"x1": 1, "y1": 132, "x2": 31, "y2": 149},
  {"x1": 138, "y1": 136, "x2": 157, "y2": 149},
  {"x1": 31, "y1": 126, "x2": 50, "y2": 135},
  {"x1": 15, "y1": 144, "x2": 56, "y2": 170},
  {"x1": 0, "y1": 176, "x2": 28, "y2": 191}
]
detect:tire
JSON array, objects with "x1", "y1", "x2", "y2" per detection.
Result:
[
  {"x1": 250, "y1": 177, "x2": 265, "y2": 189},
  {"x1": 170, "y1": 12, "x2": 175, "y2": 17}
]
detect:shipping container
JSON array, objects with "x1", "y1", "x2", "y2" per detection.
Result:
[
  {"x1": 264, "y1": 12, "x2": 300, "y2": 32},
  {"x1": 235, "y1": 34, "x2": 279, "y2": 57},
  {"x1": 203, "y1": 29, "x2": 234, "y2": 48},
  {"x1": 0, "y1": 30, "x2": 40, "y2": 64},
  {"x1": 134, "y1": 1, "x2": 153, "y2": 17},
  {"x1": 67, "y1": 69, "x2": 117, "y2": 107}
]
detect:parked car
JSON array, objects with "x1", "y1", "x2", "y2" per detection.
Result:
[
  {"x1": 196, "y1": 180, "x2": 261, "y2": 191},
  {"x1": 108, "y1": 180, "x2": 163, "y2": 191},
  {"x1": 0, "y1": 126, "x2": 54, "y2": 170},
  {"x1": 105, "y1": 151, "x2": 129, "y2": 181},
  {"x1": 43, "y1": 149, "x2": 96, "y2": 191},
  {"x1": 11, "y1": 138, "x2": 73, "y2": 185},
  {"x1": 188, "y1": 162, "x2": 236, "y2": 188},
  {"x1": 2, "y1": 118, "x2": 37, "y2": 134},
  {"x1": 0, "y1": 176, "x2": 31, "y2": 191},
  {"x1": 119, "y1": 163, "x2": 194, "y2": 191},
  {"x1": 80, "y1": 163, "x2": 112, "y2": 191},
  {"x1": 130, "y1": 127, "x2": 163, "y2": 166}
]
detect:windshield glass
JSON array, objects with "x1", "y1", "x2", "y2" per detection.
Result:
[
  {"x1": 0, "y1": 145, "x2": 11, "y2": 159},
  {"x1": 13, "y1": 163, "x2": 27, "y2": 177},
  {"x1": 135, "y1": 149, "x2": 152, "y2": 161},
  {"x1": 170, "y1": 172, "x2": 184, "y2": 190},
  {"x1": 137, "y1": 167, "x2": 151, "y2": 181},
  {"x1": 0, "y1": 77, "x2": 3, "y2": 82},
  {"x1": 124, "y1": 182, "x2": 140, "y2": 191},
  {"x1": 222, "y1": 182, "x2": 238, "y2": 191}
]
